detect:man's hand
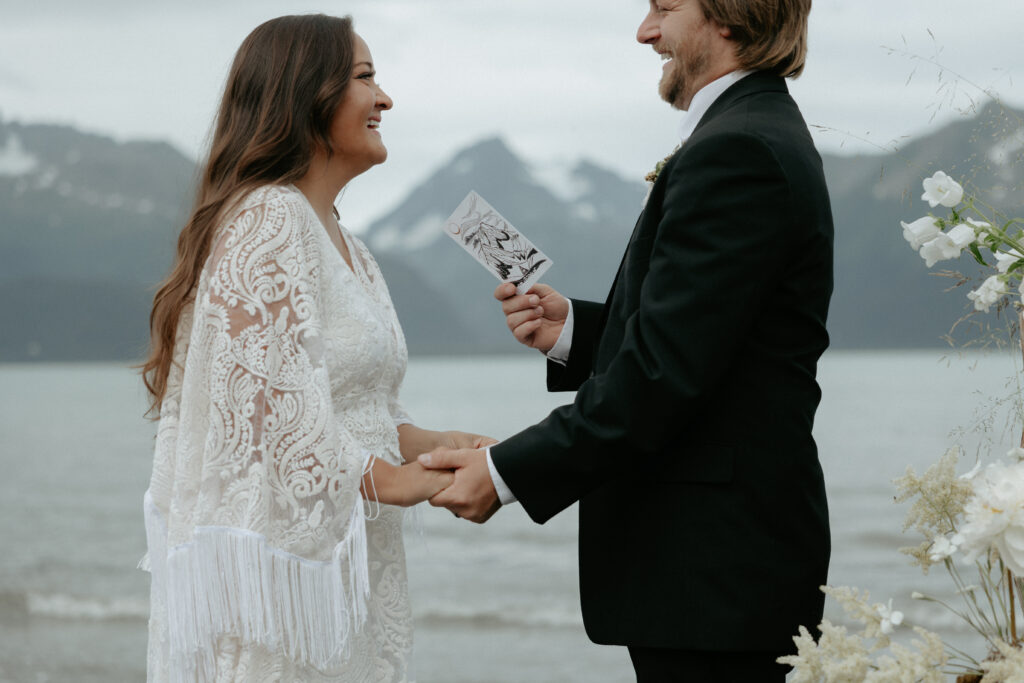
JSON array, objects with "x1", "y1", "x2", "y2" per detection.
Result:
[
  {"x1": 418, "y1": 448, "x2": 501, "y2": 523},
  {"x1": 494, "y1": 282, "x2": 569, "y2": 354}
]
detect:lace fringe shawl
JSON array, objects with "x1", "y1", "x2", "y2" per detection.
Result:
[{"x1": 142, "y1": 490, "x2": 370, "y2": 683}]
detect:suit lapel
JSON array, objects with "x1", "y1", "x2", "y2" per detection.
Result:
[
  {"x1": 603, "y1": 148, "x2": 683, "y2": 304},
  {"x1": 592, "y1": 73, "x2": 788, "y2": 362}
]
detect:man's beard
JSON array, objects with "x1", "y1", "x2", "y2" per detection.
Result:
[{"x1": 658, "y1": 44, "x2": 709, "y2": 110}]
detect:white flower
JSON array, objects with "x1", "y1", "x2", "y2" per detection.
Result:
[
  {"x1": 995, "y1": 249, "x2": 1023, "y2": 274},
  {"x1": 911, "y1": 591, "x2": 925, "y2": 600},
  {"x1": 966, "y1": 275, "x2": 1007, "y2": 312},
  {"x1": 901, "y1": 216, "x2": 941, "y2": 251},
  {"x1": 921, "y1": 171, "x2": 964, "y2": 208},
  {"x1": 947, "y1": 222, "x2": 979, "y2": 247},
  {"x1": 959, "y1": 460, "x2": 1024, "y2": 575},
  {"x1": 919, "y1": 223, "x2": 977, "y2": 267},
  {"x1": 960, "y1": 460, "x2": 983, "y2": 481},
  {"x1": 966, "y1": 217, "x2": 992, "y2": 235},
  {"x1": 928, "y1": 533, "x2": 963, "y2": 562},
  {"x1": 877, "y1": 600, "x2": 904, "y2": 635}
]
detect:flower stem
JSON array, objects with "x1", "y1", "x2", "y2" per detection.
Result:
[
  {"x1": 1017, "y1": 576, "x2": 1024, "y2": 640},
  {"x1": 949, "y1": 561, "x2": 997, "y2": 635},
  {"x1": 919, "y1": 591, "x2": 997, "y2": 646},
  {"x1": 1010, "y1": 567, "x2": 1018, "y2": 645},
  {"x1": 980, "y1": 558, "x2": 1009, "y2": 641},
  {"x1": 1019, "y1": 309, "x2": 1024, "y2": 450}
]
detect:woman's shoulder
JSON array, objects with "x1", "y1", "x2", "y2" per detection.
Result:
[
  {"x1": 220, "y1": 184, "x2": 314, "y2": 236},
  {"x1": 234, "y1": 183, "x2": 309, "y2": 215},
  {"x1": 210, "y1": 184, "x2": 320, "y2": 264}
]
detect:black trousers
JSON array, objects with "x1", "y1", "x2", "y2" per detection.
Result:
[{"x1": 628, "y1": 646, "x2": 790, "y2": 683}]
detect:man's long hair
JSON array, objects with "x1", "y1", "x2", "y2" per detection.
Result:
[
  {"x1": 699, "y1": 0, "x2": 811, "y2": 77},
  {"x1": 141, "y1": 14, "x2": 355, "y2": 416}
]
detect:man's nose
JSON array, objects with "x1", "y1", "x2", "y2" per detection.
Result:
[{"x1": 636, "y1": 11, "x2": 659, "y2": 45}]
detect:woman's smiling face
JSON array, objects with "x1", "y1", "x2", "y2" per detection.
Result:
[{"x1": 329, "y1": 33, "x2": 393, "y2": 171}]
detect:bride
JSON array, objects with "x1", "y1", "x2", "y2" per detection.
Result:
[{"x1": 139, "y1": 14, "x2": 492, "y2": 682}]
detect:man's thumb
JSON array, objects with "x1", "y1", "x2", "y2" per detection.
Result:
[
  {"x1": 529, "y1": 283, "x2": 552, "y2": 297},
  {"x1": 418, "y1": 448, "x2": 462, "y2": 469}
]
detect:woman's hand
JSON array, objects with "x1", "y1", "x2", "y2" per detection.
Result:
[
  {"x1": 437, "y1": 431, "x2": 499, "y2": 450},
  {"x1": 361, "y1": 459, "x2": 454, "y2": 507},
  {"x1": 397, "y1": 424, "x2": 497, "y2": 462}
]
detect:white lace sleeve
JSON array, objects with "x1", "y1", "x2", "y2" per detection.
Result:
[
  {"x1": 143, "y1": 187, "x2": 371, "y2": 682},
  {"x1": 389, "y1": 397, "x2": 413, "y2": 428},
  {"x1": 197, "y1": 189, "x2": 367, "y2": 541}
]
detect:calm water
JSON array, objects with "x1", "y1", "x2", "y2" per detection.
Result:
[{"x1": 0, "y1": 350, "x2": 1020, "y2": 682}]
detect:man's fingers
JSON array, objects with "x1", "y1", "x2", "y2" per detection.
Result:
[
  {"x1": 428, "y1": 487, "x2": 456, "y2": 508},
  {"x1": 501, "y1": 293, "x2": 541, "y2": 316},
  {"x1": 512, "y1": 318, "x2": 542, "y2": 344},
  {"x1": 504, "y1": 307, "x2": 542, "y2": 332},
  {"x1": 428, "y1": 486, "x2": 472, "y2": 519}
]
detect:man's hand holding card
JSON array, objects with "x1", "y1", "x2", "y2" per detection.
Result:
[{"x1": 493, "y1": 282, "x2": 569, "y2": 354}]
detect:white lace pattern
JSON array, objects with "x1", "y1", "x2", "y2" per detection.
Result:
[{"x1": 143, "y1": 185, "x2": 414, "y2": 682}]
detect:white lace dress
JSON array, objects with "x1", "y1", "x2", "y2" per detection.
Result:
[{"x1": 142, "y1": 184, "x2": 414, "y2": 682}]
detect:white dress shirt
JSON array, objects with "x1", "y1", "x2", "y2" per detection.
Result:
[{"x1": 485, "y1": 70, "x2": 754, "y2": 507}]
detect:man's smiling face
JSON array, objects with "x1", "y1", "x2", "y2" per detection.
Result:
[{"x1": 637, "y1": 0, "x2": 732, "y2": 110}]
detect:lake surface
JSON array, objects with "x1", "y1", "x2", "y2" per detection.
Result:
[{"x1": 1, "y1": 350, "x2": 1021, "y2": 681}]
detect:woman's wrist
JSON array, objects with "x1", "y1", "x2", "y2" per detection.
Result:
[
  {"x1": 362, "y1": 459, "x2": 414, "y2": 507},
  {"x1": 360, "y1": 457, "x2": 451, "y2": 507},
  {"x1": 396, "y1": 424, "x2": 443, "y2": 462},
  {"x1": 362, "y1": 459, "x2": 394, "y2": 503}
]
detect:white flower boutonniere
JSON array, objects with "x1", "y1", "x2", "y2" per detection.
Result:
[
  {"x1": 644, "y1": 145, "x2": 682, "y2": 184},
  {"x1": 642, "y1": 145, "x2": 682, "y2": 209}
]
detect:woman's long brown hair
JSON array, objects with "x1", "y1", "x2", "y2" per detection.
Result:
[{"x1": 141, "y1": 14, "x2": 355, "y2": 416}]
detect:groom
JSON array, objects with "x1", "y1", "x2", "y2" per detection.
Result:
[{"x1": 420, "y1": 0, "x2": 832, "y2": 679}]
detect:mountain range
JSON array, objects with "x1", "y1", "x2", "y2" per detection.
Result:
[{"x1": 1, "y1": 103, "x2": 1022, "y2": 361}]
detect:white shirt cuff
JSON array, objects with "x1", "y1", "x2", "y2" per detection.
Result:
[
  {"x1": 486, "y1": 446, "x2": 517, "y2": 505},
  {"x1": 544, "y1": 300, "x2": 574, "y2": 366}
]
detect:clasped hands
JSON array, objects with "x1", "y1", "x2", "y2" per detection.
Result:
[
  {"x1": 404, "y1": 282, "x2": 570, "y2": 523},
  {"x1": 417, "y1": 283, "x2": 569, "y2": 523},
  {"x1": 417, "y1": 440, "x2": 500, "y2": 524}
]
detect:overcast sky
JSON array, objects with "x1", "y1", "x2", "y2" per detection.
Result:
[{"x1": 0, "y1": 0, "x2": 1019, "y2": 227}]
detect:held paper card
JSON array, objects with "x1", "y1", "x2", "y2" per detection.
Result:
[{"x1": 442, "y1": 191, "x2": 553, "y2": 294}]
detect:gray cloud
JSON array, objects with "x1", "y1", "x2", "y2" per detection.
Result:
[{"x1": 0, "y1": 0, "x2": 1019, "y2": 227}]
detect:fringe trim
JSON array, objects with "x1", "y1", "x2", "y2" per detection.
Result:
[{"x1": 142, "y1": 490, "x2": 370, "y2": 683}]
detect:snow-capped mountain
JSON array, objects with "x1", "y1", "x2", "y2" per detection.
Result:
[
  {"x1": 1, "y1": 101, "x2": 1022, "y2": 360},
  {"x1": 0, "y1": 118, "x2": 195, "y2": 360},
  {"x1": 362, "y1": 137, "x2": 645, "y2": 353}
]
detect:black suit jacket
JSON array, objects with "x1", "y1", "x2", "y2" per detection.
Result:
[{"x1": 490, "y1": 71, "x2": 832, "y2": 653}]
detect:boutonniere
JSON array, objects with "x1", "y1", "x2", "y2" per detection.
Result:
[{"x1": 644, "y1": 144, "x2": 682, "y2": 184}]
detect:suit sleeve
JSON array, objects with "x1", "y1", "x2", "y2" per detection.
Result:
[
  {"x1": 491, "y1": 132, "x2": 796, "y2": 523},
  {"x1": 545, "y1": 298, "x2": 604, "y2": 392}
]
